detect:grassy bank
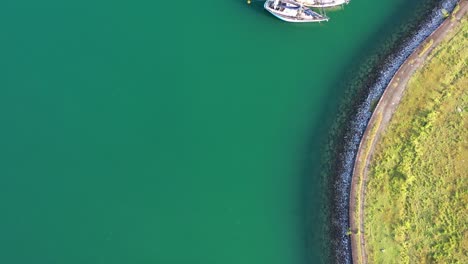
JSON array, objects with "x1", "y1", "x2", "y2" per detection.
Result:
[
  {"x1": 320, "y1": 1, "x2": 460, "y2": 262},
  {"x1": 364, "y1": 17, "x2": 467, "y2": 264}
]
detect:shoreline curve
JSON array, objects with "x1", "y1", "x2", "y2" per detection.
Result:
[{"x1": 348, "y1": 1, "x2": 468, "y2": 264}]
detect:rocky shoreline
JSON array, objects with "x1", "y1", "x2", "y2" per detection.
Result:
[
  {"x1": 326, "y1": 0, "x2": 459, "y2": 263},
  {"x1": 350, "y1": 1, "x2": 467, "y2": 263}
]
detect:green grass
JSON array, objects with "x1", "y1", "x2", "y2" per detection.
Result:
[
  {"x1": 364, "y1": 19, "x2": 468, "y2": 264},
  {"x1": 441, "y1": 8, "x2": 450, "y2": 18},
  {"x1": 452, "y1": 3, "x2": 460, "y2": 15}
]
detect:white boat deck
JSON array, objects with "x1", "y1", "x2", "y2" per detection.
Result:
[
  {"x1": 264, "y1": 0, "x2": 329, "y2": 23},
  {"x1": 299, "y1": 0, "x2": 350, "y2": 8}
]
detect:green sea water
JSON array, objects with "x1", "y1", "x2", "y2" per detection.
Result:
[{"x1": 0, "y1": 1, "x2": 432, "y2": 263}]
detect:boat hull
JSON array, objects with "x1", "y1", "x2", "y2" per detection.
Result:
[
  {"x1": 264, "y1": 0, "x2": 329, "y2": 23},
  {"x1": 267, "y1": 11, "x2": 327, "y2": 23},
  {"x1": 300, "y1": 0, "x2": 350, "y2": 8}
]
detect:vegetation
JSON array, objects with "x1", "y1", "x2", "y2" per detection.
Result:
[
  {"x1": 364, "y1": 19, "x2": 467, "y2": 264},
  {"x1": 453, "y1": 3, "x2": 460, "y2": 15},
  {"x1": 441, "y1": 8, "x2": 450, "y2": 18},
  {"x1": 319, "y1": 1, "x2": 463, "y2": 261},
  {"x1": 451, "y1": 4, "x2": 461, "y2": 22}
]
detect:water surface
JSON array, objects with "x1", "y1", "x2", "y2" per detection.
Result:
[{"x1": 0, "y1": 1, "x2": 432, "y2": 263}]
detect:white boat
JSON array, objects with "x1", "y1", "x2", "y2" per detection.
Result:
[
  {"x1": 264, "y1": 0, "x2": 329, "y2": 23},
  {"x1": 298, "y1": 0, "x2": 350, "y2": 8}
]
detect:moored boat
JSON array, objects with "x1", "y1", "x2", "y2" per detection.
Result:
[
  {"x1": 298, "y1": 0, "x2": 350, "y2": 8},
  {"x1": 264, "y1": 0, "x2": 329, "y2": 23}
]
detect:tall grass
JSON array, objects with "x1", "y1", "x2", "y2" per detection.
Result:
[{"x1": 364, "y1": 18, "x2": 467, "y2": 264}]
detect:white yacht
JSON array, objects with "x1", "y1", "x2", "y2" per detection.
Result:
[
  {"x1": 264, "y1": 0, "x2": 329, "y2": 23},
  {"x1": 299, "y1": 0, "x2": 350, "y2": 8}
]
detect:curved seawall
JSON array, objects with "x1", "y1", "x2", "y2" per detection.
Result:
[{"x1": 331, "y1": 0, "x2": 459, "y2": 263}]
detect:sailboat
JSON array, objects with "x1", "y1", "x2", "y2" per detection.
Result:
[
  {"x1": 298, "y1": 0, "x2": 350, "y2": 8},
  {"x1": 264, "y1": 0, "x2": 329, "y2": 23}
]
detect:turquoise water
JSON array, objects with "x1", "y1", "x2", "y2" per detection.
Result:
[{"x1": 0, "y1": 1, "x2": 431, "y2": 263}]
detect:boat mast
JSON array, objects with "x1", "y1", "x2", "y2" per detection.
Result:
[
  {"x1": 320, "y1": 0, "x2": 326, "y2": 16},
  {"x1": 298, "y1": 1, "x2": 304, "y2": 17}
]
